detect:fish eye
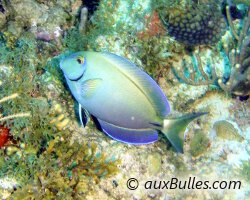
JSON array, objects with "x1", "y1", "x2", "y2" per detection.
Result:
[{"x1": 76, "y1": 56, "x2": 84, "y2": 64}]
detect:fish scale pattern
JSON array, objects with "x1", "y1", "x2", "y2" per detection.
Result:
[{"x1": 159, "y1": 4, "x2": 227, "y2": 46}]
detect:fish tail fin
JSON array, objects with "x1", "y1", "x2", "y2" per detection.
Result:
[{"x1": 161, "y1": 112, "x2": 208, "y2": 153}]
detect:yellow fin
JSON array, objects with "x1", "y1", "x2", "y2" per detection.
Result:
[{"x1": 81, "y1": 78, "x2": 103, "y2": 98}]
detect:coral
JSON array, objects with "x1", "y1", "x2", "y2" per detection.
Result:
[
  {"x1": 190, "y1": 91, "x2": 233, "y2": 123},
  {"x1": 0, "y1": 126, "x2": 10, "y2": 148},
  {"x1": 146, "y1": 152, "x2": 162, "y2": 175},
  {"x1": 228, "y1": 97, "x2": 249, "y2": 128},
  {"x1": 134, "y1": 36, "x2": 172, "y2": 80},
  {"x1": 0, "y1": 12, "x2": 6, "y2": 29},
  {"x1": 35, "y1": 27, "x2": 63, "y2": 47},
  {"x1": 213, "y1": 120, "x2": 244, "y2": 142},
  {"x1": 0, "y1": 0, "x2": 249, "y2": 199},
  {"x1": 35, "y1": 0, "x2": 57, "y2": 6},
  {"x1": 155, "y1": 1, "x2": 227, "y2": 46},
  {"x1": 0, "y1": 0, "x2": 10, "y2": 30},
  {"x1": 189, "y1": 130, "x2": 209, "y2": 157},
  {"x1": 10, "y1": 140, "x2": 120, "y2": 199},
  {"x1": 0, "y1": 81, "x2": 31, "y2": 124},
  {"x1": 79, "y1": 7, "x2": 88, "y2": 34},
  {"x1": 240, "y1": 161, "x2": 250, "y2": 182},
  {"x1": 174, "y1": 52, "x2": 218, "y2": 86},
  {"x1": 137, "y1": 11, "x2": 166, "y2": 38},
  {"x1": 69, "y1": 142, "x2": 120, "y2": 181},
  {"x1": 49, "y1": 101, "x2": 70, "y2": 130},
  {"x1": 166, "y1": 151, "x2": 187, "y2": 175},
  {"x1": 82, "y1": 0, "x2": 100, "y2": 15},
  {"x1": 218, "y1": 9, "x2": 250, "y2": 95},
  {"x1": 0, "y1": 31, "x2": 120, "y2": 199},
  {"x1": 174, "y1": 8, "x2": 249, "y2": 95},
  {"x1": 225, "y1": 3, "x2": 241, "y2": 40},
  {"x1": 1, "y1": 32, "x2": 18, "y2": 50},
  {"x1": 62, "y1": 0, "x2": 120, "y2": 52},
  {"x1": 0, "y1": 0, "x2": 77, "y2": 39},
  {"x1": 62, "y1": 28, "x2": 88, "y2": 51}
]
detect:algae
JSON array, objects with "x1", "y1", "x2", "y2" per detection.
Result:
[
  {"x1": 190, "y1": 130, "x2": 209, "y2": 157},
  {"x1": 134, "y1": 36, "x2": 172, "y2": 80},
  {"x1": 0, "y1": 0, "x2": 249, "y2": 199},
  {"x1": 10, "y1": 141, "x2": 120, "y2": 199},
  {"x1": 240, "y1": 161, "x2": 250, "y2": 183},
  {"x1": 0, "y1": 29, "x2": 120, "y2": 199}
]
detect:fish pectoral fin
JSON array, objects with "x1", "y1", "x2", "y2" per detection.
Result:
[
  {"x1": 98, "y1": 119, "x2": 158, "y2": 144},
  {"x1": 81, "y1": 78, "x2": 103, "y2": 98},
  {"x1": 79, "y1": 104, "x2": 90, "y2": 127}
]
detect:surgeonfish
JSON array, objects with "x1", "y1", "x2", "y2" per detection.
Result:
[{"x1": 60, "y1": 51, "x2": 206, "y2": 153}]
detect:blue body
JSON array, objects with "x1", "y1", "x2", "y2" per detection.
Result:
[{"x1": 60, "y1": 51, "x2": 171, "y2": 145}]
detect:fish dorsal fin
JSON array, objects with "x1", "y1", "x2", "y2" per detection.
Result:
[
  {"x1": 81, "y1": 78, "x2": 103, "y2": 98},
  {"x1": 101, "y1": 52, "x2": 169, "y2": 117}
]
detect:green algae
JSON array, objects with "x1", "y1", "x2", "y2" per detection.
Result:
[
  {"x1": 0, "y1": 8, "x2": 188, "y2": 197},
  {"x1": 167, "y1": 151, "x2": 187, "y2": 175},
  {"x1": 10, "y1": 141, "x2": 120, "y2": 199},
  {"x1": 240, "y1": 161, "x2": 250, "y2": 183},
  {"x1": 0, "y1": 32, "x2": 120, "y2": 199},
  {"x1": 134, "y1": 36, "x2": 172, "y2": 80},
  {"x1": 62, "y1": 0, "x2": 123, "y2": 52},
  {"x1": 61, "y1": 0, "x2": 178, "y2": 83},
  {"x1": 190, "y1": 130, "x2": 209, "y2": 157}
]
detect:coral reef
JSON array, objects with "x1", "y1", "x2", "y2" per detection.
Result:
[
  {"x1": 219, "y1": 9, "x2": 250, "y2": 95},
  {"x1": 0, "y1": 0, "x2": 249, "y2": 199},
  {"x1": 154, "y1": 0, "x2": 227, "y2": 46},
  {"x1": 10, "y1": 141, "x2": 119, "y2": 199},
  {"x1": 213, "y1": 120, "x2": 244, "y2": 142},
  {"x1": 134, "y1": 36, "x2": 172, "y2": 80},
  {"x1": 137, "y1": 11, "x2": 166, "y2": 38},
  {"x1": 79, "y1": 7, "x2": 88, "y2": 34},
  {"x1": 240, "y1": 161, "x2": 250, "y2": 182},
  {"x1": 0, "y1": 79, "x2": 30, "y2": 124},
  {"x1": 173, "y1": 8, "x2": 249, "y2": 95},
  {"x1": 0, "y1": 126, "x2": 10, "y2": 148},
  {"x1": 174, "y1": 51, "x2": 218, "y2": 86},
  {"x1": 0, "y1": 28, "x2": 119, "y2": 199},
  {"x1": 0, "y1": 0, "x2": 83, "y2": 51}
]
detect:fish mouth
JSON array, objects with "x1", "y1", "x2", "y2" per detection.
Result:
[{"x1": 68, "y1": 73, "x2": 84, "y2": 81}]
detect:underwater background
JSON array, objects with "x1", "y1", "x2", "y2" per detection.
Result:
[{"x1": 0, "y1": 0, "x2": 249, "y2": 199}]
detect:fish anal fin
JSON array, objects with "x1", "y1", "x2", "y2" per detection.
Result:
[{"x1": 98, "y1": 119, "x2": 158, "y2": 144}]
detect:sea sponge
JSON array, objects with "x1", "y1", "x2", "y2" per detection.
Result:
[{"x1": 158, "y1": 3, "x2": 227, "y2": 46}]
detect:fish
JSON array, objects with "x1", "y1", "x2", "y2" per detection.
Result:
[{"x1": 60, "y1": 51, "x2": 206, "y2": 153}]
